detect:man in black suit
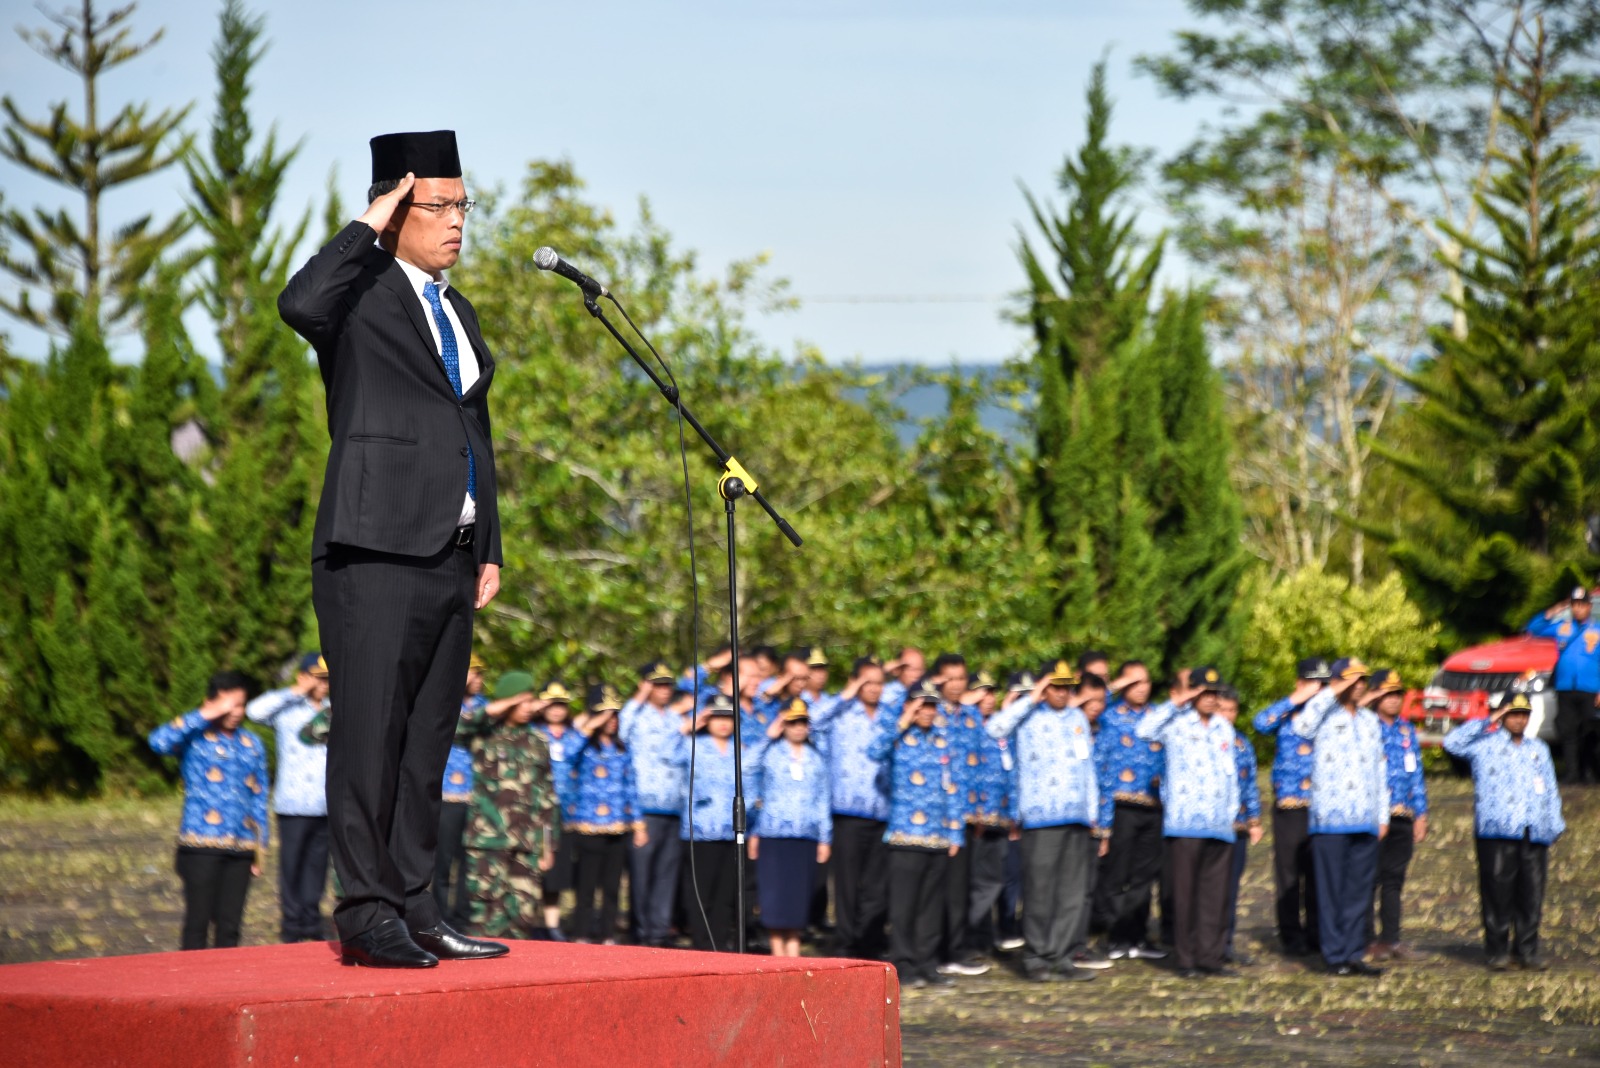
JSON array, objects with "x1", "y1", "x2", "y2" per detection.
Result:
[{"x1": 279, "y1": 130, "x2": 509, "y2": 968}]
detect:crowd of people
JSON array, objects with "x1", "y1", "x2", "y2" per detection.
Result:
[{"x1": 149, "y1": 641, "x2": 1566, "y2": 983}]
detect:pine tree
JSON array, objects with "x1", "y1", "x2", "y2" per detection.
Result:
[
  {"x1": 1373, "y1": 21, "x2": 1600, "y2": 641},
  {"x1": 1020, "y1": 58, "x2": 1162, "y2": 579},
  {"x1": 186, "y1": 0, "x2": 323, "y2": 684},
  {"x1": 0, "y1": 0, "x2": 191, "y2": 333}
]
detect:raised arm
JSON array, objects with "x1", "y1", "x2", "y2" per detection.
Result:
[
  {"x1": 1134, "y1": 700, "x2": 1183, "y2": 741},
  {"x1": 986, "y1": 696, "x2": 1036, "y2": 740},
  {"x1": 1441, "y1": 717, "x2": 1491, "y2": 760},
  {"x1": 246, "y1": 688, "x2": 300, "y2": 726},
  {"x1": 148, "y1": 710, "x2": 208, "y2": 755},
  {"x1": 1291, "y1": 689, "x2": 1341, "y2": 739}
]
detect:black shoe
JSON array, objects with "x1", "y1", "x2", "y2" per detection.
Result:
[
  {"x1": 1281, "y1": 938, "x2": 1309, "y2": 957},
  {"x1": 1487, "y1": 955, "x2": 1513, "y2": 971},
  {"x1": 1348, "y1": 960, "x2": 1384, "y2": 977},
  {"x1": 1517, "y1": 956, "x2": 1551, "y2": 972},
  {"x1": 1200, "y1": 966, "x2": 1241, "y2": 978},
  {"x1": 340, "y1": 918, "x2": 439, "y2": 968},
  {"x1": 410, "y1": 921, "x2": 509, "y2": 961},
  {"x1": 1025, "y1": 967, "x2": 1059, "y2": 983},
  {"x1": 923, "y1": 972, "x2": 957, "y2": 988},
  {"x1": 1329, "y1": 963, "x2": 1355, "y2": 977},
  {"x1": 1056, "y1": 964, "x2": 1097, "y2": 982},
  {"x1": 1176, "y1": 968, "x2": 1201, "y2": 980}
]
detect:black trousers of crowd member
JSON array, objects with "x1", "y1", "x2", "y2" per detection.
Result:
[
  {"x1": 832, "y1": 815, "x2": 890, "y2": 958},
  {"x1": 965, "y1": 825, "x2": 1012, "y2": 952},
  {"x1": 313, "y1": 541, "x2": 475, "y2": 942},
  {"x1": 276, "y1": 814, "x2": 330, "y2": 942},
  {"x1": 1224, "y1": 836, "x2": 1249, "y2": 956},
  {"x1": 176, "y1": 848, "x2": 254, "y2": 950},
  {"x1": 1367, "y1": 815, "x2": 1414, "y2": 946},
  {"x1": 572, "y1": 831, "x2": 628, "y2": 942},
  {"x1": 941, "y1": 826, "x2": 974, "y2": 963},
  {"x1": 684, "y1": 839, "x2": 739, "y2": 952},
  {"x1": 1272, "y1": 806, "x2": 1319, "y2": 951},
  {"x1": 1311, "y1": 832, "x2": 1379, "y2": 966},
  {"x1": 1166, "y1": 836, "x2": 1232, "y2": 972},
  {"x1": 888, "y1": 845, "x2": 948, "y2": 980},
  {"x1": 631, "y1": 813, "x2": 682, "y2": 945},
  {"x1": 1476, "y1": 834, "x2": 1549, "y2": 962},
  {"x1": 1097, "y1": 802, "x2": 1165, "y2": 949},
  {"x1": 1000, "y1": 838, "x2": 1023, "y2": 941},
  {"x1": 1020, "y1": 824, "x2": 1094, "y2": 975},
  {"x1": 1555, "y1": 690, "x2": 1598, "y2": 784},
  {"x1": 432, "y1": 801, "x2": 471, "y2": 930}
]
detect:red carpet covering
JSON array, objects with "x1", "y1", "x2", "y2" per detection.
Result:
[{"x1": 0, "y1": 941, "x2": 902, "y2": 1067}]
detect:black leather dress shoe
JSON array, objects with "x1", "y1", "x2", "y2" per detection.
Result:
[
  {"x1": 411, "y1": 921, "x2": 510, "y2": 960},
  {"x1": 341, "y1": 918, "x2": 439, "y2": 968},
  {"x1": 1348, "y1": 960, "x2": 1384, "y2": 977}
]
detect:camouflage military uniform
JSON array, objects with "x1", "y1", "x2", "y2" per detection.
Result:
[{"x1": 459, "y1": 707, "x2": 559, "y2": 938}]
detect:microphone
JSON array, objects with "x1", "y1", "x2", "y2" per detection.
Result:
[{"x1": 534, "y1": 246, "x2": 608, "y2": 299}]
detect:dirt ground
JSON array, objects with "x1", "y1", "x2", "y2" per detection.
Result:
[{"x1": 2, "y1": 778, "x2": 1598, "y2": 1065}]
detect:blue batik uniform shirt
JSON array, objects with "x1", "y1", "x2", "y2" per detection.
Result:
[
  {"x1": 1233, "y1": 734, "x2": 1262, "y2": 831},
  {"x1": 941, "y1": 700, "x2": 987, "y2": 825},
  {"x1": 750, "y1": 739, "x2": 832, "y2": 842},
  {"x1": 869, "y1": 717, "x2": 964, "y2": 849},
  {"x1": 809, "y1": 695, "x2": 896, "y2": 821},
  {"x1": 1094, "y1": 700, "x2": 1164, "y2": 828},
  {"x1": 984, "y1": 697, "x2": 1099, "y2": 832},
  {"x1": 620, "y1": 698, "x2": 690, "y2": 817},
  {"x1": 149, "y1": 712, "x2": 271, "y2": 853},
  {"x1": 566, "y1": 736, "x2": 640, "y2": 834},
  {"x1": 538, "y1": 723, "x2": 586, "y2": 811},
  {"x1": 1293, "y1": 691, "x2": 1390, "y2": 835},
  {"x1": 674, "y1": 733, "x2": 761, "y2": 841},
  {"x1": 966, "y1": 719, "x2": 1020, "y2": 827},
  {"x1": 1253, "y1": 696, "x2": 1315, "y2": 809},
  {"x1": 1526, "y1": 611, "x2": 1600, "y2": 693},
  {"x1": 1135, "y1": 702, "x2": 1239, "y2": 842},
  {"x1": 442, "y1": 694, "x2": 486, "y2": 803},
  {"x1": 1444, "y1": 720, "x2": 1565, "y2": 843},
  {"x1": 245, "y1": 688, "x2": 327, "y2": 817},
  {"x1": 1379, "y1": 717, "x2": 1429, "y2": 820}
]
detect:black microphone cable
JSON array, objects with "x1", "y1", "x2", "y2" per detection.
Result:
[{"x1": 606, "y1": 291, "x2": 718, "y2": 953}]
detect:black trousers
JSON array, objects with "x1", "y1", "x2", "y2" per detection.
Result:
[
  {"x1": 684, "y1": 839, "x2": 739, "y2": 952},
  {"x1": 1167, "y1": 836, "x2": 1232, "y2": 971},
  {"x1": 965, "y1": 825, "x2": 1011, "y2": 951},
  {"x1": 1555, "y1": 690, "x2": 1598, "y2": 784},
  {"x1": 941, "y1": 825, "x2": 973, "y2": 962},
  {"x1": 1312, "y1": 832, "x2": 1379, "y2": 966},
  {"x1": 631, "y1": 814, "x2": 682, "y2": 944},
  {"x1": 1367, "y1": 816, "x2": 1414, "y2": 945},
  {"x1": 1098, "y1": 802, "x2": 1165, "y2": 948},
  {"x1": 1020, "y1": 825, "x2": 1093, "y2": 973},
  {"x1": 1272, "y1": 806, "x2": 1319, "y2": 949},
  {"x1": 888, "y1": 846, "x2": 948, "y2": 979},
  {"x1": 432, "y1": 801, "x2": 471, "y2": 929},
  {"x1": 1225, "y1": 837, "x2": 1249, "y2": 953},
  {"x1": 572, "y1": 832, "x2": 628, "y2": 942},
  {"x1": 175, "y1": 848, "x2": 254, "y2": 950},
  {"x1": 1476, "y1": 835, "x2": 1549, "y2": 961},
  {"x1": 313, "y1": 541, "x2": 476, "y2": 941},
  {"x1": 276, "y1": 814, "x2": 330, "y2": 941},
  {"x1": 832, "y1": 815, "x2": 889, "y2": 958}
]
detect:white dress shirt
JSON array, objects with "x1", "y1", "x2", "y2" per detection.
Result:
[{"x1": 394, "y1": 256, "x2": 478, "y2": 527}]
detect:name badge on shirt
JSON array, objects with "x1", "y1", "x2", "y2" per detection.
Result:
[
  {"x1": 791, "y1": 762, "x2": 805, "y2": 782},
  {"x1": 1073, "y1": 737, "x2": 1090, "y2": 761},
  {"x1": 1403, "y1": 753, "x2": 1417, "y2": 773},
  {"x1": 1001, "y1": 752, "x2": 1014, "y2": 772},
  {"x1": 1533, "y1": 779, "x2": 1546, "y2": 795},
  {"x1": 551, "y1": 747, "x2": 564, "y2": 762}
]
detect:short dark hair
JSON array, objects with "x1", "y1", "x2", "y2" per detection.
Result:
[
  {"x1": 1078, "y1": 650, "x2": 1110, "y2": 671},
  {"x1": 206, "y1": 670, "x2": 254, "y2": 700},
  {"x1": 751, "y1": 645, "x2": 780, "y2": 664},
  {"x1": 1116, "y1": 660, "x2": 1147, "y2": 677},
  {"x1": 1077, "y1": 672, "x2": 1108, "y2": 693},
  {"x1": 367, "y1": 178, "x2": 401, "y2": 203},
  {"x1": 932, "y1": 652, "x2": 966, "y2": 674}
]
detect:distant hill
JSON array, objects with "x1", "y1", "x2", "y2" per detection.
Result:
[{"x1": 842, "y1": 362, "x2": 1029, "y2": 448}]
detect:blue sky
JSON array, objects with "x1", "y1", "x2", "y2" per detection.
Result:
[{"x1": 1, "y1": 1, "x2": 1218, "y2": 364}]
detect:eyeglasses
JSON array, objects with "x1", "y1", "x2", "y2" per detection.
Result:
[{"x1": 406, "y1": 199, "x2": 477, "y2": 217}]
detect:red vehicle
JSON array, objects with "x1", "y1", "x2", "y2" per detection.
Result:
[{"x1": 1402, "y1": 634, "x2": 1559, "y2": 746}]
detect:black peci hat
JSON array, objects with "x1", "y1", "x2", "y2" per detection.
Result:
[
  {"x1": 1296, "y1": 657, "x2": 1333, "y2": 682},
  {"x1": 370, "y1": 130, "x2": 461, "y2": 185}
]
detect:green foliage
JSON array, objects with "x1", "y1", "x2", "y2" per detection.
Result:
[
  {"x1": 0, "y1": 1, "x2": 192, "y2": 332},
  {"x1": 1372, "y1": 23, "x2": 1600, "y2": 642},
  {"x1": 1234, "y1": 568, "x2": 1442, "y2": 717}
]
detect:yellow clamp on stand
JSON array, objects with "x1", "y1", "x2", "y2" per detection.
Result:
[{"x1": 718, "y1": 455, "x2": 759, "y2": 501}]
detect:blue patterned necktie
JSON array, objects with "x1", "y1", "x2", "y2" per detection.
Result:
[{"x1": 422, "y1": 281, "x2": 475, "y2": 499}]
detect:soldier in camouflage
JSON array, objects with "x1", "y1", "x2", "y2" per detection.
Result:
[{"x1": 459, "y1": 671, "x2": 560, "y2": 939}]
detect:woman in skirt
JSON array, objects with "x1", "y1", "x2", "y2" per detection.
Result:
[
  {"x1": 536, "y1": 681, "x2": 584, "y2": 939},
  {"x1": 749, "y1": 699, "x2": 832, "y2": 957},
  {"x1": 567, "y1": 684, "x2": 646, "y2": 943}
]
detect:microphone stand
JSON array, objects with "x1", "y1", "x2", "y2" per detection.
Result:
[{"x1": 579, "y1": 291, "x2": 803, "y2": 954}]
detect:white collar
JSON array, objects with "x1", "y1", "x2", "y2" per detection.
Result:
[{"x1": 394, "y1": 254, "x2": 449, "y2": 294}]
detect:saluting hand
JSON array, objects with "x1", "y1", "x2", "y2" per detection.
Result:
[
  {"x1": 356, "y1": 171, "x2": 415, "y2": 233},
  {"x1": 1289, "y1": 679, "x2": 1321, "y2": 707}
]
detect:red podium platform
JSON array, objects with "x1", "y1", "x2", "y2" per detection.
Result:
[{"x1": 0, "y1": 942, "x2": 901, "y2": 1067}]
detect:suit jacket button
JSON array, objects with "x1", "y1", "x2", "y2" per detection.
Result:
[{"x1": 460, "y1": 447, "x2": 469, "y2": 457}]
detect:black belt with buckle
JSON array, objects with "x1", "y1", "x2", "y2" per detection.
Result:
[{"x1": 452, "y1": 525, "x2": 475, "y2": 551}]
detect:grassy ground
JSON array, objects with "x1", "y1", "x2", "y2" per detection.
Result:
[{"x1": 2, "y1": 779, "x2": 1598, "y2": 1065}]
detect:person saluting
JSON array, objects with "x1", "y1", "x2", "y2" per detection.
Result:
[{"x1": 278, "y1": 130, "x2": 505, "y2": 968}]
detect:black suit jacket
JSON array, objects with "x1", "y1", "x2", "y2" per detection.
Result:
[{"x1": 278, "y1": 221, "x2": 502, "y2": 565}]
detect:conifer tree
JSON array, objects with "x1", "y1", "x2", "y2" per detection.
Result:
[
  {"x1": 0, "y1": 1, "x2": 191, "y2": 333},
  {"x1": 1373, "y1": 21, "x2": 1600, "y2": 641}
]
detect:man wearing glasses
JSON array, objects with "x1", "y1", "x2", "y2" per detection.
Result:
[{"x1": 279, "y1": 130, "x2": 506, "y2": 968}]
